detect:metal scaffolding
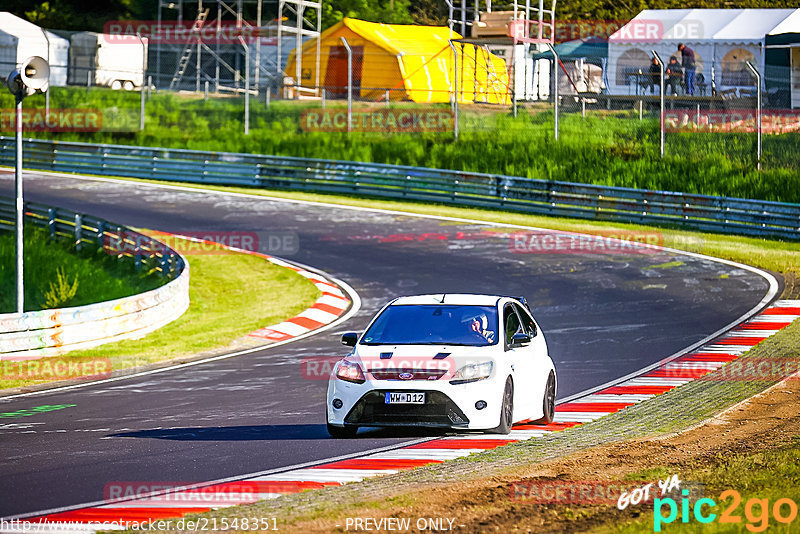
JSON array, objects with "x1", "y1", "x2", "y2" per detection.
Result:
[{"x1": 154, "y1": 0, "x2": 320, "y2": 93}]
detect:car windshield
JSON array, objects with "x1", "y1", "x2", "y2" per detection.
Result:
[{"x1": 361, "y1": 304, "x2": 498, "y2": 346}]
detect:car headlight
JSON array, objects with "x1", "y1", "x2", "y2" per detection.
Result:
[
  {"x1": 335, "y1": 359, "x2": 366, "y2": 384},
  {"x1": 450, "y1": 361, "x2": 493, "y2": 384}
]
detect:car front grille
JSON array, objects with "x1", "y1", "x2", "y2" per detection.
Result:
[
  {"x1": 368, "y1": 368, "x2": 446, "y2": 381},
  {"x1": 344, "y1": 390, "x2": 470, "y2": 427}
]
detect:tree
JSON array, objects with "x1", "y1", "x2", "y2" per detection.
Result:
[{"x1": 321, "y1": 0, "x2": 413, "y2": 29}]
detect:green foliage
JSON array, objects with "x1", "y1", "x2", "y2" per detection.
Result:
[
  {"x1": 3, "y1": 86, "x2": 799, "y2": 204},
  {"x1": 42, "y1": 267, "x2": 79, "y2": 309},
  {"x1": 0, "y1": 226, "x2": 162, "y2": 313},
  {"x1": 322, "y1": 0, "x2": 414, "y2": 28}
]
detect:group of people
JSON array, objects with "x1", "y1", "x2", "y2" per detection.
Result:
[{"x1": 641, "y1": 43, "x2": 700, "y2": 96}]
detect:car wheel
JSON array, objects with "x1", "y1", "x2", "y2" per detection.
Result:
[
  {"x1": 492, "y1": 377, "x2": 513, "y2": 434},
  {"x1": 327, "y1": 422, "x2": 358, "y2": 439},
  {"x1": 534, "y1": 372, "x2": 556, "y2": 424},
  {"x1": 110, "y1": 80, "x2": 122, "y2": 90},
  {"x1": 123, "y1": 80, "x2": 135, "y2": 91}
]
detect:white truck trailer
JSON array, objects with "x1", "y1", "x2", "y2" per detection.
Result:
[{"x1": 69, "y1": 32, "x2": 147, "y2": 89}]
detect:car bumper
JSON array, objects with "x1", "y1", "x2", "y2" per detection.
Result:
[{"x1": 327, "y1": 377, "x2": 505, "y2": 430}]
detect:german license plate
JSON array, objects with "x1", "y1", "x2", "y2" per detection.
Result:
[{"x1": 385, "y1": 392, "x2": 425, "y2": 404}]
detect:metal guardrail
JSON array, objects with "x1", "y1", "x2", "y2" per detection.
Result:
[
  {"x1": 0, "y1": 196, "x2": 189, "y2": 359},
  {"x1": 1, "y1": 137, "x2": 798, "y2": 241},
  {"x1": 0, "y1": 197, "x2": 184, "y2": 277}
]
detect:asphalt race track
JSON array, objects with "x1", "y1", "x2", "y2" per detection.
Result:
[{"x1": 0, "y1": 172, "x2": 777, "y2": 518}]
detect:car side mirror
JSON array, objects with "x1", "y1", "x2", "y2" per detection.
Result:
[
  {"x1": 341, "y1": 332, "x2": 359, "y2": 346},
  {"x1": 511, "y1": 332, "x2": 531, "y2": 346}
]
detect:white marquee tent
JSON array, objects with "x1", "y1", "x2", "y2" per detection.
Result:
[
  {"x1": 608, "y1": 8, "x2": 800, "y2": 95},
  {"x1": 0, "y1": 12, "x2": 69, "y2": 87}
]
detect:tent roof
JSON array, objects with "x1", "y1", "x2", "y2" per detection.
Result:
[
  {"x1": 0, "y1": 12, "x2": 69, "y2": 46},
  {"x1": 532, "y1": 37, "x2": 607, "y2": 59},
  {"x1": 308, "y1": 18, "x2": 460, "y2": 57},
  {"x1": 609, "y1": 8, "x2": 800, "y2": 43}
]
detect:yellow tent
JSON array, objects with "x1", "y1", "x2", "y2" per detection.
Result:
[{"x1": 285, "y1": 18, "x2": 510, "y2": 104}]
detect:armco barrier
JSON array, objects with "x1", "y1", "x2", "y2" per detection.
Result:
[
  {"x1": 1, "y1": 137, "x2": 799, "y2": 240},
  {"x1": 0, "y1": 196, "x2": 189, "y2": 359}
]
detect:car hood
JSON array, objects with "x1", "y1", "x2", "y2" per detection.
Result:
[{"x1": 350, "y1": 344, "x2": 496, "y2": 377}]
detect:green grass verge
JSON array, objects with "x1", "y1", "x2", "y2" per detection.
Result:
[
  {"x1": 3, "y1": 86, "x2": 799, "y2": 202},
  {"x1": 0, "y1": 227, "x2": 162, "y2": 313},
  {"x1": 0, "y1": 236, "x2": 321, "y2": 390}
]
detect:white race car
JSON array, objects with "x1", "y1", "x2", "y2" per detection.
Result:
[{"x1": 326, "y1": 294, "x2": 556, "y2": 438}]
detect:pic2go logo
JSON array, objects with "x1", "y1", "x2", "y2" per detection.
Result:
[{"x1": 654, "y1": 489, "x2": 799, "y2": 532}]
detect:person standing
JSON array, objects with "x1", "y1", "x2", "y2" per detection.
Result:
[
  {"x1": 648, "y1": 57, "x2": 661, "y2": 94},
  {"x1": 678, "y1": 43, "x2": 696, "y2": 95}
]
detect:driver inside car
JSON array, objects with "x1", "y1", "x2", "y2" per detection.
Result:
[{"x1": 468, "y1": 314, "x2": 495, "y2": 343}]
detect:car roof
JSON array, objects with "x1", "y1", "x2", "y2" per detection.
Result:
[{"x1": 391, "y1": 294, "x2": 504, "y2": 306}]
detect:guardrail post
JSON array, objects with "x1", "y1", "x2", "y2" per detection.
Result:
[
  {"x1": 134, "y1": 239, "x2": 142, "y2": 271},
  {"x1": 651, "y1": 50, "x2": 665, "y2": 158},
  {"x1": 96, "y1": 221, "x2": 105, "y2": 248},
  {"x1": 74, "y1": 213, "x2": 82, "y2": 252},
  {"x1": 48, "y1": 208, "x2": 56, "y2": 240}
]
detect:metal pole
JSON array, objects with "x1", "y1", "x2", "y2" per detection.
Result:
[
  {"x1": 745, "y1": 61, "x2": 762, "y2": 171},
  {"x1": 244, "y1": 42, "x2": 250, "y2": 135},
  {"x1": 41, "y1": 29, "x2": 50, "y2": 116},
  {"x1": 266, "y1": 86, "x2": 271, "y2": 107},
  {"x1": 652, "y1": 50, "x2": 665, "y2": 158},
  {"x1": 14, "y1": 94, "x2": 23, "y2": 313},
  {"x1": 138, "y1": 32, "x2": 146, "y2": 131},
  {"x1": 549, "y1": 43, "x2": 558, "y2": 141},
  {"x1": 147, "y1": 75, "x2": 152, "y2": 99},
  {"x1": 87, "y1": 70, "x2": 91, "y2": 92},
  {"x1": 639, "y1": 99, "x2": 643, "y2": 120},
  {"x1": 157, "y1": 2, "x2": 162, "y2": 90},
  {"x1": 204, "y1": 80, "x2": 209, "y2": 100},
  {"x1": 581, "y1": 96, "x2": 585, "y2": 119},
  {"x1": 321, "y1": 87, "x2": 325, "y2": 109},
  {"x1": 341, "y1": 37, "x2": 352, "y2": 133},
  {"x1": 449, "y1": 41, "x2": 459, "y2": 140},
  {"x1": 140, "y1": 77, "x2": 146, "y2": 130}
]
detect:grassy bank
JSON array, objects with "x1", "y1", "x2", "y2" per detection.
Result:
[
  {"x1": 3, "y1": 86, "x2": 798, "y2": 203},
  {"x1": 0, "y1": 235, "x2": 322, "y2": 390},
  {"x1": 0, "y1": 228, "x2": 161, "y2": 312}
]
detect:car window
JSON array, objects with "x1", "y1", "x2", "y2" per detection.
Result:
[
  {"x1": 361, "y1": 304, "x2": 498, "y2": 346},
  {"x1": 514, "y1": 303, "x2": 537, "y2": 337},
  {"x1": 504, "y1": 304, "x2": 523, "y2": 345}
]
